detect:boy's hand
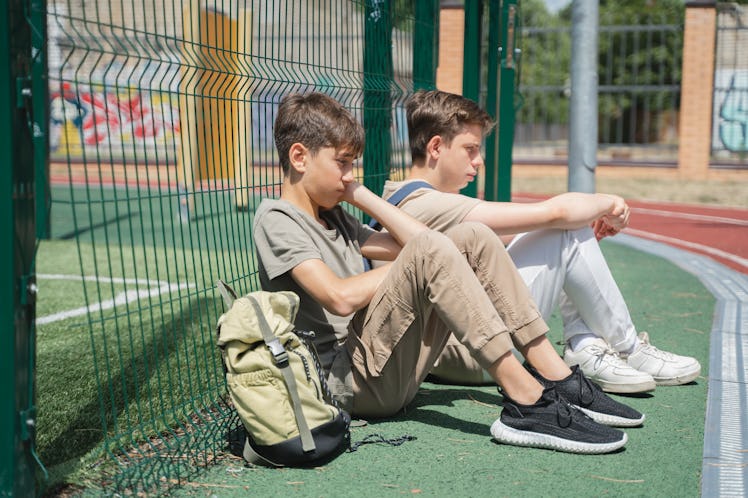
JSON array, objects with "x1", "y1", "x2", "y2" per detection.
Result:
[
  {"x1": 602, "y1": 195, "x2": 630, "y2": 232},
  {"x1": 592, "y1": 218, "x2": 615, "y2": 240},
  {"x1": 341, "y1": 179, "x2": 365, "y2": 204}
]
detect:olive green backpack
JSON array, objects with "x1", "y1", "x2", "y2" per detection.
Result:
[{"x1": 215, "y1": 281, "x2": 350, "y2": 467}]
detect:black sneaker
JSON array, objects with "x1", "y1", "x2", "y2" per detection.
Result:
[
  {"x1": 491, "y1": 387, "x2": 627, "y2": 454},
  {"x1": 528, "y1": 364, "x2": 645, "y2": 427}
]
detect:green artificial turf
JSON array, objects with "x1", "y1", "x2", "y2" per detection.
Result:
[
  {"x1": 35, "y1": 182, "x2": 715, "y2": 496},
  {"x1": 159, "y1": 241, "x2": 714, "y2": 498}
]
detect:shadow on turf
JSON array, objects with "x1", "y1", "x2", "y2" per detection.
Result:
[
  {"x1": 39, "y1": 295, "x2": 226, "y2": 474},
  {"x1": 353, "y1": 386, "x2": 499, "y2": 438}
]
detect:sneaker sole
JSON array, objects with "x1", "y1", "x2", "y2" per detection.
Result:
[
  {"x1": 594, "y1": 378, "x2": 656, "y2": 394},
  {"x1": 490, "y1": 419, "x2": 627, "y2": 454},
  {"x1": 652, "y1": 366, "x2": 701, "y2": 386},
  {"x1": 576, "y1": 406, "x2": 645, "y2": 427}
]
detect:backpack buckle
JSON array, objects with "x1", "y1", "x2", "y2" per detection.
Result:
[{"x1": 266, "y1": 338, "x2": 289, "y2": 367}]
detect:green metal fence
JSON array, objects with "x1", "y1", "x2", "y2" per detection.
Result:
[
  {"x1": 2, "y1": 0, "x2": 521, "y2": 494},
  {"x1": 34, "y1": 0, "x2": 439, "y2": 493},
  {"x1": 2, "y1": 0, "x2": 43, "y2": 495}
]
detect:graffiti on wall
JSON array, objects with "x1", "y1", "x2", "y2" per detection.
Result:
[
  {"x1": 714, "y1": 70, "x2": 748, "y2": 155},
  {"x1": 718, "y1": 73, "x2": 748, "y2": 153},
  {"x1": 50, "y1": 82, "x2": 181, "y2": 157}
]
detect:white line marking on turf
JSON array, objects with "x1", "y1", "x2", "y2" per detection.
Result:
[
  {"x1": 37, "y1": 273, "x2": 169, "y2": 287},
  {"x1": 623, "y1": 228, "x2": 748, "y2": 271},
  {"x1": 35, "y1": 274, "x2": 194, "y2": 325}
]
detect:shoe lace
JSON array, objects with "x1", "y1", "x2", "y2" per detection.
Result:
[
  {"x1": 590, "y1": 344, "x2": 628, "y2": 371},
  {"x1": 573, "y1": 367, "x2": 601, "y2": 407},
  {"x1": 547, "y1": 387, "x2": 575, "y2": 428},
  {"x1": 637, "y1": 332, "x2": 676, "y2": 360}
]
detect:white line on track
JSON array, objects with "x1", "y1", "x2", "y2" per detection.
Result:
[
  {"x1": 512, "y1": 195, "x2": 748, "y2": 226},
  {"x1": 630, "y1": 207, "x2": 748, "y2": 226},
  {"x1": 35, "y1": 274, "x2": 194, "y2": 325},
  {"x1": 623, "y1": 228, "x2": 748, "y2": 271}
]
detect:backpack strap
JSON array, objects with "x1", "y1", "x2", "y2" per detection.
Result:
[
  {"x1": 245, "y1": 294, "x2": 316, "y2": 454},
  {"x1": 367, "y1": 181, "x2": 434, "y2": 231},
  {"x1": 363, "y1": 181, "x2": 435, "y2": 271},
  {"x1": 216, "y1": 279, "x2": 238, "y2": 308}
]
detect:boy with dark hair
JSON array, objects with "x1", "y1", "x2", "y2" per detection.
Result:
[
  {"x1": 252, "y1": 92, "x2": 642, "y2": 455},
  {"x1": 382, "y1": 89, "x2": 700, "y2": 393}
]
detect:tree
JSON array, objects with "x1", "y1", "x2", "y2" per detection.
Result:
[
  {"x1": 559, "y1": 0, "x2": 685, "y2": 144},
  {"x1": 515, "y1": 0, "x2": 572, "y2": 129}
]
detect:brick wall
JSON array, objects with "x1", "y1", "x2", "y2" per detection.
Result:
[
  {"x1": 678, "y1": 4, "x2": 717, "y2": 178},
  {"x1": 435, "y1": 7, "x2": 464, "y2": 94}
]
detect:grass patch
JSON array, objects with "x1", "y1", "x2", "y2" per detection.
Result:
[{"x1": 35, "y1": 238, "x2": 257, "y2": 493}]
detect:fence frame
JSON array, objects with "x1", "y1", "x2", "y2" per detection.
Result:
[{"x1": 1, "y1": 0, "x2": 41, "y2": 495}]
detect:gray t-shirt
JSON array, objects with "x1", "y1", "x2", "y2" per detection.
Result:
[{"x1": 253, "y1": 199, "x2": 375, "y2": 370}]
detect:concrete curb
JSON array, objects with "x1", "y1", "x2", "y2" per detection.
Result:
[{"x1": 610, "y1": 233, "x2": 748, "y2": 498}]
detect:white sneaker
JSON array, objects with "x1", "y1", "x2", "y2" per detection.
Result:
[
  {"x1": 621, "y1": 332, "x2": 702, "y2": 386},
  {"x1": 564, "y1": 338, "x2": 656, "y2": 394}
]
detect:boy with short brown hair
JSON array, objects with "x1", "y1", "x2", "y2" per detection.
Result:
[
  {"x1": 384, "y1": 89, "x2": 700, "y2": 393},
  {"x1": 252, "y1": 91, "x2": 637, "y2": 454}
]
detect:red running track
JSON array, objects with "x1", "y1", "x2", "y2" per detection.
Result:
[{"x1": 513, "y1": 193, "x2": 748, "y2": 275}]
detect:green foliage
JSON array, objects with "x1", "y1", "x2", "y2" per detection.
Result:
[
  {"x1": 519, "y1": 0, "x2": 684, "y2": 143},
  {"x1": 517, "y1": 0, "x2": 572, "y2": 124}
]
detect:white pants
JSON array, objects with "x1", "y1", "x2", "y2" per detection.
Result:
[{"x1": 506, "y1": 227, "x2": 637, "y2": 353}]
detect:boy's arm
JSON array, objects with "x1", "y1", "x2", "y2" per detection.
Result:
[
  {"x1": 463, "y1": 192, "x2": 630, "y2": 237},
  {"x1": 343, "y1": 180, "x2": 430, "y2": 248},
  {"x1": 291, "y1": 259, "x2": 392, "y2": 316},
  {"x1": 288, "y1": 181, "x2": 429, "y2": 315}
]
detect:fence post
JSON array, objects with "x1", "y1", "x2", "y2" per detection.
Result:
[
  {"x1": 363, "y1": 0, "x2": 393, "y2": 197},
  {"x1": 496, "y1": 0, "x2": 518, "y2": 201},
  {"x1": 460, "y1": 0, "x2": 482, "y2": 198},
  {"x1": 414, "y1": 0, "x2": 439, "y2": 90},
  {"x1": 484, "y1": 0, "x2": 517, "y2": 202},
  {"x1": 483, "y1": 0, "x2": 500, "y2": 201},
  {"x1": 31, "y1": 0, "x2": 49, "y2": 238},
  {"x1": 0, "y1": 0, "x2": 39, "y2": 494}
]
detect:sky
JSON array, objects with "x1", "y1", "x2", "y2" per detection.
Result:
[{"x1": 545, "y1": 0, "x2": 571, "y2": 13}]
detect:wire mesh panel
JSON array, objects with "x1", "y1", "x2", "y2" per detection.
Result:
[
  {"x1": 515, "y1": 3, "x2": 683, "y2": 165},
  {"x1": 40, "y1": 0, "x2": 434, "y2": 492},
  {"x1": 712, "y1": 3, "x2": 748, "y2": 168}
]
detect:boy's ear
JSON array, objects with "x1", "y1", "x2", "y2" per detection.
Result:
[
  {"x1": 288, "y1": 142, "x2": 308, "y2": 173},
  {"x1": 426, "y1": 135, "x2": 442, "y2": 160}
]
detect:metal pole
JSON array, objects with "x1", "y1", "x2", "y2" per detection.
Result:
[
  {"x1": 363, "y1": 0, "x2": 393, "y2": 197},
  {"x1": 1, "y1": 0, "x2": 39, "y2": 494},
  {"x1": 496, "y1": 0, "x2": 518, "y2": 202},
  {"x1": 483, "y1": 0, "x2": 501, "y2": 201},
  {"x1": 484, "y1": 0, "x2": 517, "y2": 202},
  {"x1": 568, "y1": 0, "x2": 599, "y2": 193},
  {"x1": 414, "y1": 0, "x2": 438, "y2": 91},
  {"x1": 461, "y1": 0, "x2": 482, "y2": 198}
]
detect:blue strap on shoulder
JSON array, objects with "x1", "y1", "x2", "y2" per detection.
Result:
[
  {"x1": 363, "y1": 181, "x2": 434, "y2": 271},
  {"x1": 367, "y1": 181, "x2": 434, "y2": 231}
]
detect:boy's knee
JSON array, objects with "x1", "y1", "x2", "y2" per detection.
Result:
[
  {"x1": 409, "y1": 229, "x2": 454, "y2": 254},
  {"x1": 445, "y1": 221, "x2": 500, "y2": 248}
]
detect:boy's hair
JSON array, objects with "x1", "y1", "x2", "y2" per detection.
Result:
[
  {"x1": 274, "y1": 92, "x2": 365, "y2": 174},
  {"x1": 405, "y1": 90, "x2": 494, "y2": 162}
]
